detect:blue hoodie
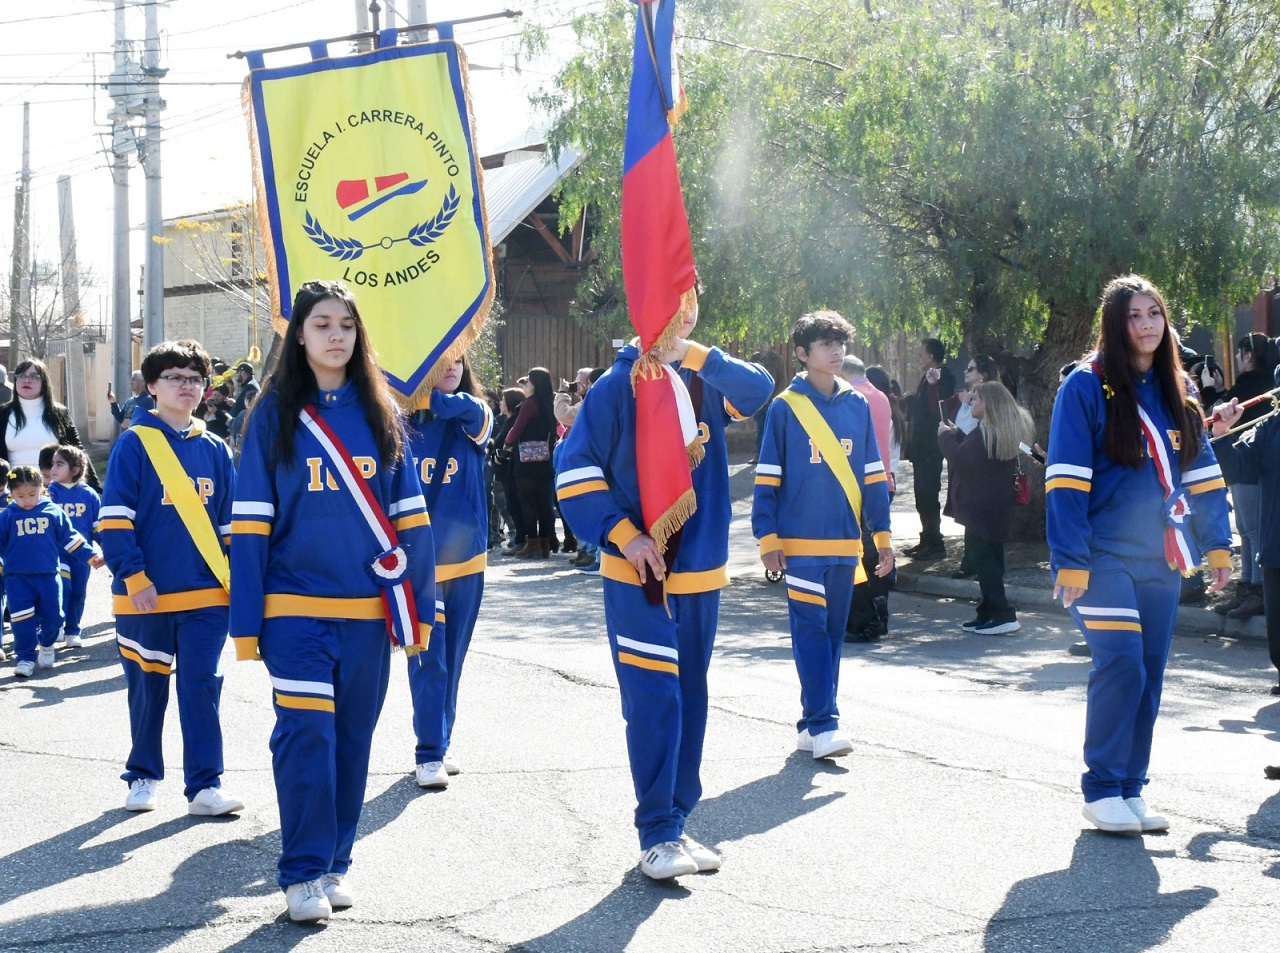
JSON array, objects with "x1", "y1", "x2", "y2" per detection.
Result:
[
  {"x1": 556, "y1": 342, "x2": 773, "y2": 590},
  {"x1": 98, "y1": 412, "x2": 234, "y2": 615},
  {"x1": 752, "y1": 374, "x2": 892, "y2": 565},
  {"x1": 229, "y1": 383, "x2": 436, "y2": 660},
  {"x1": 408, "y1": 389, "x2": 492, "y2": 579},
  {"x1": 1046, "y1": 360, "x2": 1231, "y2": 589}
]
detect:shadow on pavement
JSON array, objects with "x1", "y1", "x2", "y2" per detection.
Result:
[
  {"x1": 0, "y1": 772, "x2": 422, "y2": 949},
  {"x1": 510, "y1": 756, "x2": 843, "y2": 953},
  {"x1": 1187, "y1": 789, "x2": 1280, "y2": 878},
  {"x1": 984, "y1": 831, "x2": 1215, "y2": 951}
]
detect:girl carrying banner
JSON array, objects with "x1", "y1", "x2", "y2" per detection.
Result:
[
  {"x1": 1047, "y1": 275, "x2": 1231, "y2": 834},
  {"x1": 405, "y1": 353, "x2": 492, "y2": 788},
  {"x1": 98, "y1": 340, "x2": 241, "y2": 817},
  {"x1": 231, "y1": 280, "x2": 436, "y2": 922}
]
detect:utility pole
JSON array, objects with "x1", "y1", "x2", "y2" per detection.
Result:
[
  {"x1": 408, "y1": 0, "x2": 428, "y2": 42},
  {"x1": 354, "y1": 0, "x2": 372, "y2": 52},
  {"x1": 141, "y1": 0, "x2": 166, "y2": 350},
  {"x1": 8, "y1": 102, "x2": 31, "y2": 370},
  {"x1": 108, "y1": 0, "x2": 139, "y2": 399},
  {"x1": 57, "y1": 176, "x2": 88, "y2": 433}
]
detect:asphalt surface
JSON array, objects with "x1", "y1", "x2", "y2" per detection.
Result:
[{"x1": 2, "y1": 460, "x2": 1280, "y2": 952}]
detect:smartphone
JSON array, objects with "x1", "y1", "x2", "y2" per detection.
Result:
[
  {"x1": 937, "y1": 399, "x2": 947, "y2": 423},
  {"x1": 1019, "y1": 441, "x2": 1046, "y2": 464},
  {"x1": 107, "y1": 381, "x2": 113, "y2": 396}
]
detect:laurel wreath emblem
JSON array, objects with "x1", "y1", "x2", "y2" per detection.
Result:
[{"x1": 303, "y1": 184, "x2": 461, "y2": 261}]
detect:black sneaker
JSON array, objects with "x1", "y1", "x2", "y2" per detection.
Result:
[{"x1": 961, "y1": 618, "x2": 986, "y2": 632}]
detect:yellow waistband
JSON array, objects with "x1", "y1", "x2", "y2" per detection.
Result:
[
  {"x1": 113, "y1": 587, "x2": 229, "y2": 616},
  {"x1": 264, "y1": 593, "x2": 386, "y2": 620},
  {"x1": 600, "y1": 552, "x2": 730, "y2": 593},
  {"x1": 436, "y1": 552, "x2": 487, "y2": 582}
]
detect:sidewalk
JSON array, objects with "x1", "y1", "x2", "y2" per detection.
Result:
[{"x1": 727, "y1": 443, "x2": 1266, "y2": 643}]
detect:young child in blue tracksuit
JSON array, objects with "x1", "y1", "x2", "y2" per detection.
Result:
[
  {"x1": 1047, "y1": 276, "x2": 1231, "y2": 835},
  {"x1": 48, "y1": 444, "x2": 100, "y2": 649},
  {"x1": 99, "y1": 339, "x2": 242, "y2": 819},
  {"x1": 557, "y1": 308, "x2": 773, "y2": 881},
  {"x1": 0, "y1": 466, "x2": 99, "y2": 677},
  {"x1": 231, "y1": 280, "x2": 436, "y2": 923},
  {"x1": 405, "y1": 353, "x2": 492, "y2": 789},
  {"x1": 752, "y1": 312, "x2": 893, "y2": 761}
]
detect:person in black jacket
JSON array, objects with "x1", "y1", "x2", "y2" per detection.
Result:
[
  {"x1": 1210, "y1": 333, "x2": 1279, "y2": 620},
  {"x1": 904, "y1": 338, "x2": 955, "y2": 559},
  {"x1": 0, "y1": 358, "x2": 100, "y2": 491}
]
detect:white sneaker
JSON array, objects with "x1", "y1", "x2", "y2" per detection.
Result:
[
  {"x1": 188, "y1": 787, "x2": 245, "y2": 816},
  {"x1": 638, "y1": 841, "x2": 698, "y2": 880},
  {"x1": 1082, "y1": 796, "x2": 1141, "y2": 833},
  {"x1": 36, "y1": 645, "x2": 55, "y2": 669},
  {"x1": 13, "y1": 660, "x2": 34, "y2": 677},
  {"x1": 442, "y1": 752, "x2": 461, "y2": 775},
  {"x1": 415, "y1": 761, "x2": 449, "y2": 788},
  {"x1": 0, "y1": 645, "x2": 7, "y2": 661},
  {"x1": 65, "y1": 633, "x2": 83, "y2": 648},
  {"x1": 125, "y1": 778, "x2": 159, "y2": 812},
  {"x1": 679, "y1": 834, "x2": 722, "y2": 872},
  {"x1": 321, "y1": 872, "x2": 355, "y2": 909},
  {"x1": 1124, "y1": 796, "x2": 1170, "y2": 832},
  {"x1": 811, "y1": 729, "x2": 854, "y2": 760},
  {"x1": 285, "y1": 879, "x2": 332, "y2": 922},
  {"x1": 796, "y1": 730, "x2": 814, "y2": 752}
]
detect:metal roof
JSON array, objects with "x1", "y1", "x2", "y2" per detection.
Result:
[{"x1": 483, "y1": 146, "x2": 583, "y2": 246}]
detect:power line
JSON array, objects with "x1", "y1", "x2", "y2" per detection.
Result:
[{"x1": 0, "y1": 1, "x2": 170, "y2": 28}]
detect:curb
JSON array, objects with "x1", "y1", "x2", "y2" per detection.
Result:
[{"x1": 896, "y1": 570, "x2": 1267, "y2": 642}]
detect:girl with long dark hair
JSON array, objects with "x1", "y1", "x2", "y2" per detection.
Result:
[
  {"x1": 1047, "y1": 275, "x2": 1231, "y2": 834},
  {"x1": 230, "y1": 280, "x2": 436, "y2": 922},
  {"x1": 404, "y1": 353, "x2": 492, "y2": 789},
  {"x1": 503, "y1": 366, "x2": 557, "y2": 558},
  {"x1": 0, "y1": 358, "x2": 100, "y2": 489}
]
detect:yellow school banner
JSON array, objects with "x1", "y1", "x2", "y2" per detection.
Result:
[{"x1": 244, "y1": 38, "x2": 492, "y2": 400}]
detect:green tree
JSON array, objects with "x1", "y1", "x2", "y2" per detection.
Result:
[{"x1": 527, "y1": 0, "x2": 1280, "y2": 529}]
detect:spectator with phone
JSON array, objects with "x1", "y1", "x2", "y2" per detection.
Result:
[
  {"x1": 943, "y1": 355, "x2": 1000, "y2": 578},
  {"x1": 108, "y1": 370, "x2": 155, "y2": 431},
  {"x1": 904, "y1": 339, "x2": 955, "y2": 560}
]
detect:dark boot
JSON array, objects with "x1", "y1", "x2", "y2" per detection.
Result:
[
  {"x1": 1227, "y1": 584, "x2": 1265, "y2": 620},
  {"x1": 514, "y1": 538, "x2": 540, "y2": 558},
  {"x1": 1213, "y1": 582, "x2": 1246, "y2": 616},
  {"x1": 537, "y1": 538, "x2": 552, "y2": 559}
]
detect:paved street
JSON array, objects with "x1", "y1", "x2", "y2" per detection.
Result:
[{"x1": 3, "y1": 461, "x2": 1280, "y2": 952}]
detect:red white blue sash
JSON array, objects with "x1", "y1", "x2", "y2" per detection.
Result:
[
  {"x1": 1135, "y1": 403, "x2": 1196, "y2": 573},
  {"x1": 299, "y1": 405, "x2": 423, "y2": 653}
]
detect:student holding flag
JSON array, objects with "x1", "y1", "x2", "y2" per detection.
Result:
[
  {"x1": 752, "y1": 312, "x2": 893, "y2": 761},
  {"x1": 1047, "y1": 275, "x2": 1231, "y2": 834},
  {"x1": 231, "y1": 280, "x2": 436, "y2": 922},
  {"x1": 98, "y1": 340, "x2": 241, "y2": 817}
]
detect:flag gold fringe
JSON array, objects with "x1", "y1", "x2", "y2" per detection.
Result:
[
  {"x1": 630, "y1": 287, "x2": 698, "y2": 391},
  {"x1": 649, "y1": 486, "x2": 697, "y2": 555}
]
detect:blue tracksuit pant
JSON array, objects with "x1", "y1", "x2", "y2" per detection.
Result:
[
  {"x1": 116, "y1": 606, "x2": 229, "y2": 799},
  {"x1": 62, "y1": 560, "x2": 90, "y2": 637},
  {"x1": 9, "y1": 573, "x2": 63, "y2": 663},
  {"x1": 408, "y1": 572, "x2": 483, "y2": 764},
  {"x1": 603, "y1": 580, "x2": 719, "y2": 850},
  {"x1": 259, "y1": 616, "x2": 391, "y2": 890},
  {"x1": 785, "y1": 564, "x2": 856, "y2": 736},
  {"x1": 1068, "y1": 556, "x2": 1181, "y2": 802}
]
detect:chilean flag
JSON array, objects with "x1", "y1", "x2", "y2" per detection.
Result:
[{"x1": 622, "y1": 0, "x2": 701, "y2": 560}]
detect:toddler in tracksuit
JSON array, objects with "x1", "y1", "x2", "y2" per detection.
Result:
[
  {"x1": 48, "y1": 445, "x2": 100, "y2": 649},
  {"x1": 752, "y1": 311, "x2": 894, "y2": 760},
  {"x1": 0, "y1": 465, "x2": 100, "y2": 677}
]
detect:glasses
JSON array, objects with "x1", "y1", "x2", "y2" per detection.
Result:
[
  {"x1": 16, "y1": 372, "x2": 41, "y2": 382},
  {"x1": 158, "y1": 374, "x2": 206, "y2": 388},
  {"x1": 965, "y1": 365, "x2": 977, "y2": 372}
]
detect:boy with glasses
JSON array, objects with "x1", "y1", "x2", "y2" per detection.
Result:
[{"x1": 99, "y1": 340, "x2": 242, "y2": 816}]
